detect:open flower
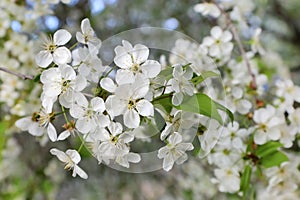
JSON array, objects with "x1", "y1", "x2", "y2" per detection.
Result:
[
  {"x1": 253, "y1": 105, "x2": 285, "y2": 145},
  {"x1": 105, "y1": 75, "x2": 153, "y2": 128},
  {"x1": 40, "y1": 64, "x2": 87, "y2": 113},
  {"x1": 70, "y1": 96, "x2": 110, "y2": 134},
  {"x1": 202, "y1": 26, "x2": 233, "y2": 58},
  {"x1": 114, "y1": 40, "x2": 161, "y2": 84},
  {"x1": 76, "y1": 18, "x2": 101, "y2": 54},
  {"x1": 50, "y1": 148, "x2": 88, "y2": 179},
  {"x1": 15, "y1": 108, "x2": 57, "y2": 142},
  {"x1": 158, "y1": 132, "x2": 194, "y2": 171},
  {"x1": 35, "y1": 29, "x2": 72, "y2": 68},
  {"x1": 169, "y1": 65, "x2": 194, "y2": 106}
]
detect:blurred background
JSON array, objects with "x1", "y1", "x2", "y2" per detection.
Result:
[{"x1": 1, "y1": 0, "x2": 300, "y2": 199}]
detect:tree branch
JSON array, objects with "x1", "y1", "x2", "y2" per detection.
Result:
[
  {"x1": 0, "y1": 67, "x2": 34, "y2": 80},
  {"x1": 214, "y1": 3, "x2": 257, "y2": 89}
]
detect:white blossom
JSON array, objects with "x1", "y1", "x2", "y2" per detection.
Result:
[
  {"x1": 50, "y1": 148, "x2": 88, "y2": 179},
  {"x1": 35, "y1": 29, "x2": 72, "y2": 68},
  {"x1": 76, "y1": 18, "x2": 101, "y2": 54},
  {"x1": 70, "y1": 96, "x2": 110, "y2": 134},
  {"x1": 158, "y1": 132, "x2": 194, "y2": 171},
  {"x1": 15, "y1": 109, "x2": 57, "y2": 142},
  {"x1": 194, "y1": 3, "x2": 221, "y2": 18},
  {"x1": 114, "y1": 40, "x2": 161, "y2": 84}
]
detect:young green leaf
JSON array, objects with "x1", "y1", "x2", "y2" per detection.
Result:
[
  {"x1": 260, "y1": 151, "x2": 288, "y2": 168},
  {"x1": 255, "y1": 141, "x2": 283, "y2": 158},
  {"x1": 240, "y1": 165, "x2": 252, "y2": 195},
  {"x1": 191, "y1": 71, "x2": 220, "y2": 85},
  {"x1": 175, "y1": 93, "x2": 223, "y2": 124}
]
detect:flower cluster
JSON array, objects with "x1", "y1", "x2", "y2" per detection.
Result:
[{"x1": 3, "y1": 0, "x2": 299, "y2": 199}]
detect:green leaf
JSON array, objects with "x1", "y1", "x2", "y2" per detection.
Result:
[
  {"x1": 214, "y1": 101, "x2": 234, "y2": 123},
  {"x1": 154, "y1": 109, "x2": 166, "y2": 132},
  {"x1": 260, "y1": 151, "x2": 288, "y2": 168},
  {"x1": 255, "y1": 141, "x2": 283, "y2": 158},
  {"x1": 0, "y1": 121, "x2": 8, "y2": 162},
  {"x1": 240, "y1": 165, "x2": 252, "y2": 194},
  {"x1": 153, "y1": 94, "x2": 173, "y2": 113},
  {"x1": 175, "y1": 93, "x2": 223, "y2": 124},
  {"x1": 191, "y1": 71, "x2": 220, "y2": 85},
  {"x1": 158, "y1": 67, "x2": 173, "y2": 81}
]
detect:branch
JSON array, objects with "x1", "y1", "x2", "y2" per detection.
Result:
[
  {"x1": 0, "y1": 67, "x2": 34, "y2": 80},
  {"x1": 214, "y1": 3, "x2": 257, "y2": 90}
]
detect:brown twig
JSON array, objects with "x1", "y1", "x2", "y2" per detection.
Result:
[
  {"x1": 0, "y1": 67, "x2": 34, "y2": 80},
  {"x1": 214, "y1": 3, "x2": 257, "y2": 90}
]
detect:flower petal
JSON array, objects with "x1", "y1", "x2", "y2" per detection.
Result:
[
  {"x1": 124, "y1": 109, "x2": 140, "y2": 128},
  {"x1": 136, "y1": 99, "x2": 154, "y2": 116},
  {"x1": 54, "y1": 29, "x2": 72, "y2": 46},
  {"x1": 53, "y1": 47, "x2": 71, "y2": 65},
  {"x1": 47, "y1": 123, "x2": 57, "y2": 142},
  {"x1": 35, "y1": 50, "x2": 53, "y2": 68},
  {"x1": 141, "y1": 60, "x2": 161, "y2": 78},
  {"x1": 100, "y1": 77, "x2": 116, "y2": 93}
]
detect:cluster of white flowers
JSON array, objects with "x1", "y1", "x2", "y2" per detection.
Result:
[
  {"x1": 0, "y1": 0, "x2": 298, "y2": 199},
  {"x1": 16, "y1": 17, "x2": 229, "y2": 178}
]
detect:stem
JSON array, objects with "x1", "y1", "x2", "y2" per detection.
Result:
[
  {"x1": 0, "y1": 67, "x2": 34, "y2": 80},
  {"x1": 69, "y1": 42, "x2": 79, "y2": 51},
  {"x1": 214, "y1": 3, "x2": 257, "y2": 89},
  {"x1": 61, "y1": 106, "x2": 70, "y2": 123},
  {"x1": 77, "y1": 132, "x2": 93, "y2": 155}
]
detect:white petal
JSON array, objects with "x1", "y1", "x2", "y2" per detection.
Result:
[
  {"x1": 53, "y1": 47, "x2": 71, "y2": 65},
  {"x1": 57, "y1": 130, "x2": 71, "y2": 141},
  {"x1": 47, "y1": 123, "x2": 57, "y2": 142},
  {"x1": 168, "y1": 132, "x2": 182, "y2": 145},
  {"x1": 76, "y1": 117, "x2": 91, "y2": 134},
  {"x1": 59, "y1": 65, "x2": 76, "y2": 80},
  {"x1": 172, "y1": 92, "x2": 184, "y2": 106},
  {"x1": 54, "y1": 29, "x2": 72, "y2": 46},
  {"x1": 70, "y1": 104, "x2": 85, "y2": 119},
  {"x1": 158, "y1": 146, "x2": 169, "y2": 158},
  {"x1": 105, "y1": 95, "x2": 127, "y2": 117},
  {"x1": 254, "y1": 130, "x2": 267, "y2": 145},
  {"x1": 74, "y1": 165, "x2": 88, "y2": 179},
  {"x1": 115, "y1": 69, "x2": 135, "y2": 85},
  {"x1": 141, "y1": 60, "x2": 161, "y2": 78},
  {"x1": 108, "y1": 122, "x2": 123, "y2": 135},
  {"x1": 81, "y1": 18, "x2": 92, "y2": 35},
  {"x1": 136, "y1": 99, "x2": 154, "y2": 116},
  {"x1": 74, "y1": 76, "x2": 87, "y2": 92},
  {"x1": 209, "y1": 44, "x2": 221, "y2": 57},
  {"x1": 211, "y1": 26, "x2": 222, "y2": 39},
  {"x1": 124, "y1": 109, "x2": 140, "y2": 128},
  {"x1": 28, "y1": 123, "x2": 44, "y2": 136},
  {"x1": 66, "y1": 149, "x2": 81, "y2": 164},
  {"x1": 163, "y1": 153, "x2": 174, "y2": 171},
  {"x1": 76, "y1": 32, "x2": 85, "y2": 44},
  {"x1": 35, "y1": 50, "x2": 53, "y2": 68},
  {"x1": 100, "y1": 77, "x2": 116, "y2": 93},
  {"x1": 132, "y1": 44, "x2": 149, "y2": 64},
  {"x1": 221, "y1": 31, "x2": 233, "y2": 42},
  {"x1": 15, "y1": 117, "x2": 31, "y2": 131},
  {"x1": 91, "y1": 97, "x2": 105, "y2": 112},
  {"x1": 114, "y1": 52, "x2": 133, "y2": 69},
  {"x1": 50, "y1": 148, "x2": 69, "y2": 162}
]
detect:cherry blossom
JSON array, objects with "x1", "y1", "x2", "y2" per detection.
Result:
[
  {"x1": 35, "y1": 29, "x2": 72, "y2": 68},
  {"x1": 50, "y1": 148, "x2": 88, "y2": 179}
]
